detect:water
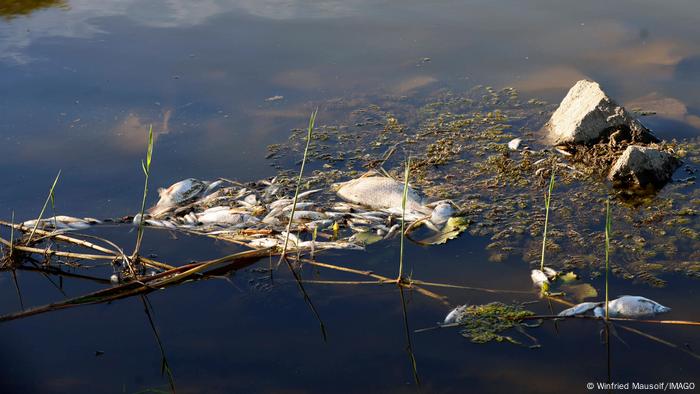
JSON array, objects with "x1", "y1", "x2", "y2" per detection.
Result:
[{"x1": 1, "y1": 1, "x2": 700, "y2": 393}]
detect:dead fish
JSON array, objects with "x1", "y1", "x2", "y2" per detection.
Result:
[
  {"x1": 296, "y1": 189, "x2": 323, "y2": 199},
  {"x1": 331, "y1": 202, "x2": 357, "y2": 212},
  {"x1": 289, "y1": 211, "x2": 327, "y2": 221},
  {"x1": 248, "y1": 238, "x2": 279, "y2": 249},
  {"x1": 23, "y1": 216, "x2": 100, "y2": 231},
  {"x1": 558, "y1": 302, "x2": 601, "y2": 317},
  {"x1": 507, "y1": 138, "x2": 522, "y2": 151},
  {"x1": 305, "y1": 219, "x2": 334, "y2": 229},
  {"x1": 382, "y1": 207, "x2": 427, "y2": 222},
  {"x1": 197, "y1": 207, "x2": 243, "y2": 225},
  {"x1": 593, "y1": 307, "x2": 605, "y2": 318},
  {"x1": 269, "y1": 198, "x2": 293, "y2": 210},
  {"x1": 198, "y1": 208, "x2": 260, "y2": 226},
  {"x1": 244, "y1": 194, "x2": 257, "y2": 206},
  {"x1": 542, "y1": 267, "x2": 558, "y2": 279},
  {"x1": 144, "y1": 219, "x2": 177, "y2": 228},
  {"x1": 281, "y1": 202, "x2": 316, "y2": 212},
  {"x1": 384, "y1": 224, "x2": 401, "y2": 239},
  {"x1": 607, "y1": 296, "x2": 670, "y2": 318},
  {"x1": 334, "y1": 176, "x2": 429, "y2": 213},
  {"x1": 530, "y1": 269, "x2": 549, "y2": 288},
  {"x1": 150, "y1": 178, "x2": 222, "y2": 217},
  {"x1": 558, "y1": 296, "x2": 670, "y2": 319},
  {"x1": 444, "y1": 305, "x2": 468, "y2": 324},
  {"x1": 430, "y1": 203, "x2": 454, "y2": 225}
]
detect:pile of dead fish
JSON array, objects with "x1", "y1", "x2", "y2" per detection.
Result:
[{"x1": 25, "y1": 173, "x2": 457, "y2": 254}]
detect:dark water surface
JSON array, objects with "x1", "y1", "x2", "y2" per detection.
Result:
[{"x1": 1, "y1": 1, "x2": 699, "y2": 393}]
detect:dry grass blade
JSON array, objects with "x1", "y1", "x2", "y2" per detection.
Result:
[
  {"x1": 1, "y1": 220, "x2": 120, "y2": 256},
  {"x1": 27, "y1": 170, "x2": 61, "y2": 245},
  {"x1": 410, "y1": 279, "x2": 533, "y2": 294},
  {"x1": 522, "y1": 314, "x2": 700, "y2": 326},
  {"x1": 0, "y1": 235, "x2": 118, "y2": 260}
]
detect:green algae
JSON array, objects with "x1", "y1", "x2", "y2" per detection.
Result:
[{"x1": 450, "y1": 302, "x2": 536, "y2": 345}]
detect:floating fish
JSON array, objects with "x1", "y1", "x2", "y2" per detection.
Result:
[
  {"x1": 150, "y1": 178, "x2": 222, "y2": 218},
  {"x1": 558, "y1": 296, "x2": 670, "y2": 319},
  {"x1": 542, "y1": 267, "x2": 558, "y2": 279},
  {"x1": 23, "y1": 216, "x2": 100, "y2": 231},
  {"x1": 607, "y1": 296, "x2": 671, "y2": 318},
  {"x1": 430, "y1": 202, "x2": 455, "y2": 225},
  {"x1": 334, "y1": 176, "x2": 429, "y2": 214},
  {"x1": 558, "y1": 302, "x2": 601, "y2": 317},
  {"x1": 530, "y1": 269, "x2": 550, "y2": 288},
  {"x1": 444, "y1": 305, "x2": 468, "y2": 324}
]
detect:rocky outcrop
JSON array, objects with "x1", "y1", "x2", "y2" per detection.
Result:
[
  {"x1": 608, "y1": 145, "x2": 681, "y2": 188},
  {"x1": 545, "y1": 80, "x2": 658, "y2": 145}
]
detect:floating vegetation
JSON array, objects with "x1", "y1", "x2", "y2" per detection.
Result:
[
  {"x1": 444, "y1": 302, "x2": 537, "y2": 346},
  {"x1": 269, "y1": 86, "x2": 700, "y2": 285}
]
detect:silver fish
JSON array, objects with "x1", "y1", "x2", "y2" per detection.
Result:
[
  {"x1": 444, "y1": 305, "x2": 468, "y2": 324},
  {"x1": 334, "y1": 176, "x2": 429, "y2": 213},
  {"x1": 607, "y1": 296, "x2": 671, "y2": 318},
  {"x1": 150, "y1": 178, "x2": 221, "y2": 218},
  {"x1": 558, "y1": 302, "x2": 601, "y2": 317}
]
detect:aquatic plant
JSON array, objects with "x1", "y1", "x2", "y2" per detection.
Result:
[
  {"x1": 448, "y1": 302, "x2": 536, "y2": 345},
  {"x1": 279, "y1": 109, "x2": 317, "y2": 263},
  {"x1": 132, "y1": 125, "x2": 154, "y2": 258},
  {"x1": 398, "y1": 157, "x2": 410, "y2": 281},
  {"x1": 539, "y1": 168, "x2": 555, "y2": 272}
]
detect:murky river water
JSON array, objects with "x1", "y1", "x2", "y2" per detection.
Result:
[{"x1": 1, "y1": 1, "x2": 699, "y2": 393}]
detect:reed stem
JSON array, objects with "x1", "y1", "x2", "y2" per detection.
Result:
[
  {"x1": 539, "y1": 168, "x2": 555, "y2": 271},
  {"x1": 398, "y1": 157, "x2": 410, "y2": 280}
]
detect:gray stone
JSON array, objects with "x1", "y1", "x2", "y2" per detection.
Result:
[
  {"x1": 608, "y1": 145, "x2": 681, "y2": 188},
  {"x1": 546, "y1": 80, "x2": 657, "y2": 145}
]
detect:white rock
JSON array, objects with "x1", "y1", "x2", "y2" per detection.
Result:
[
  {"x1": 545, "y1": 80, "x2": 656, "y2": 145},
  {"x1": 608, "y1": 145, "x2": 681, "y2": 188}
]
